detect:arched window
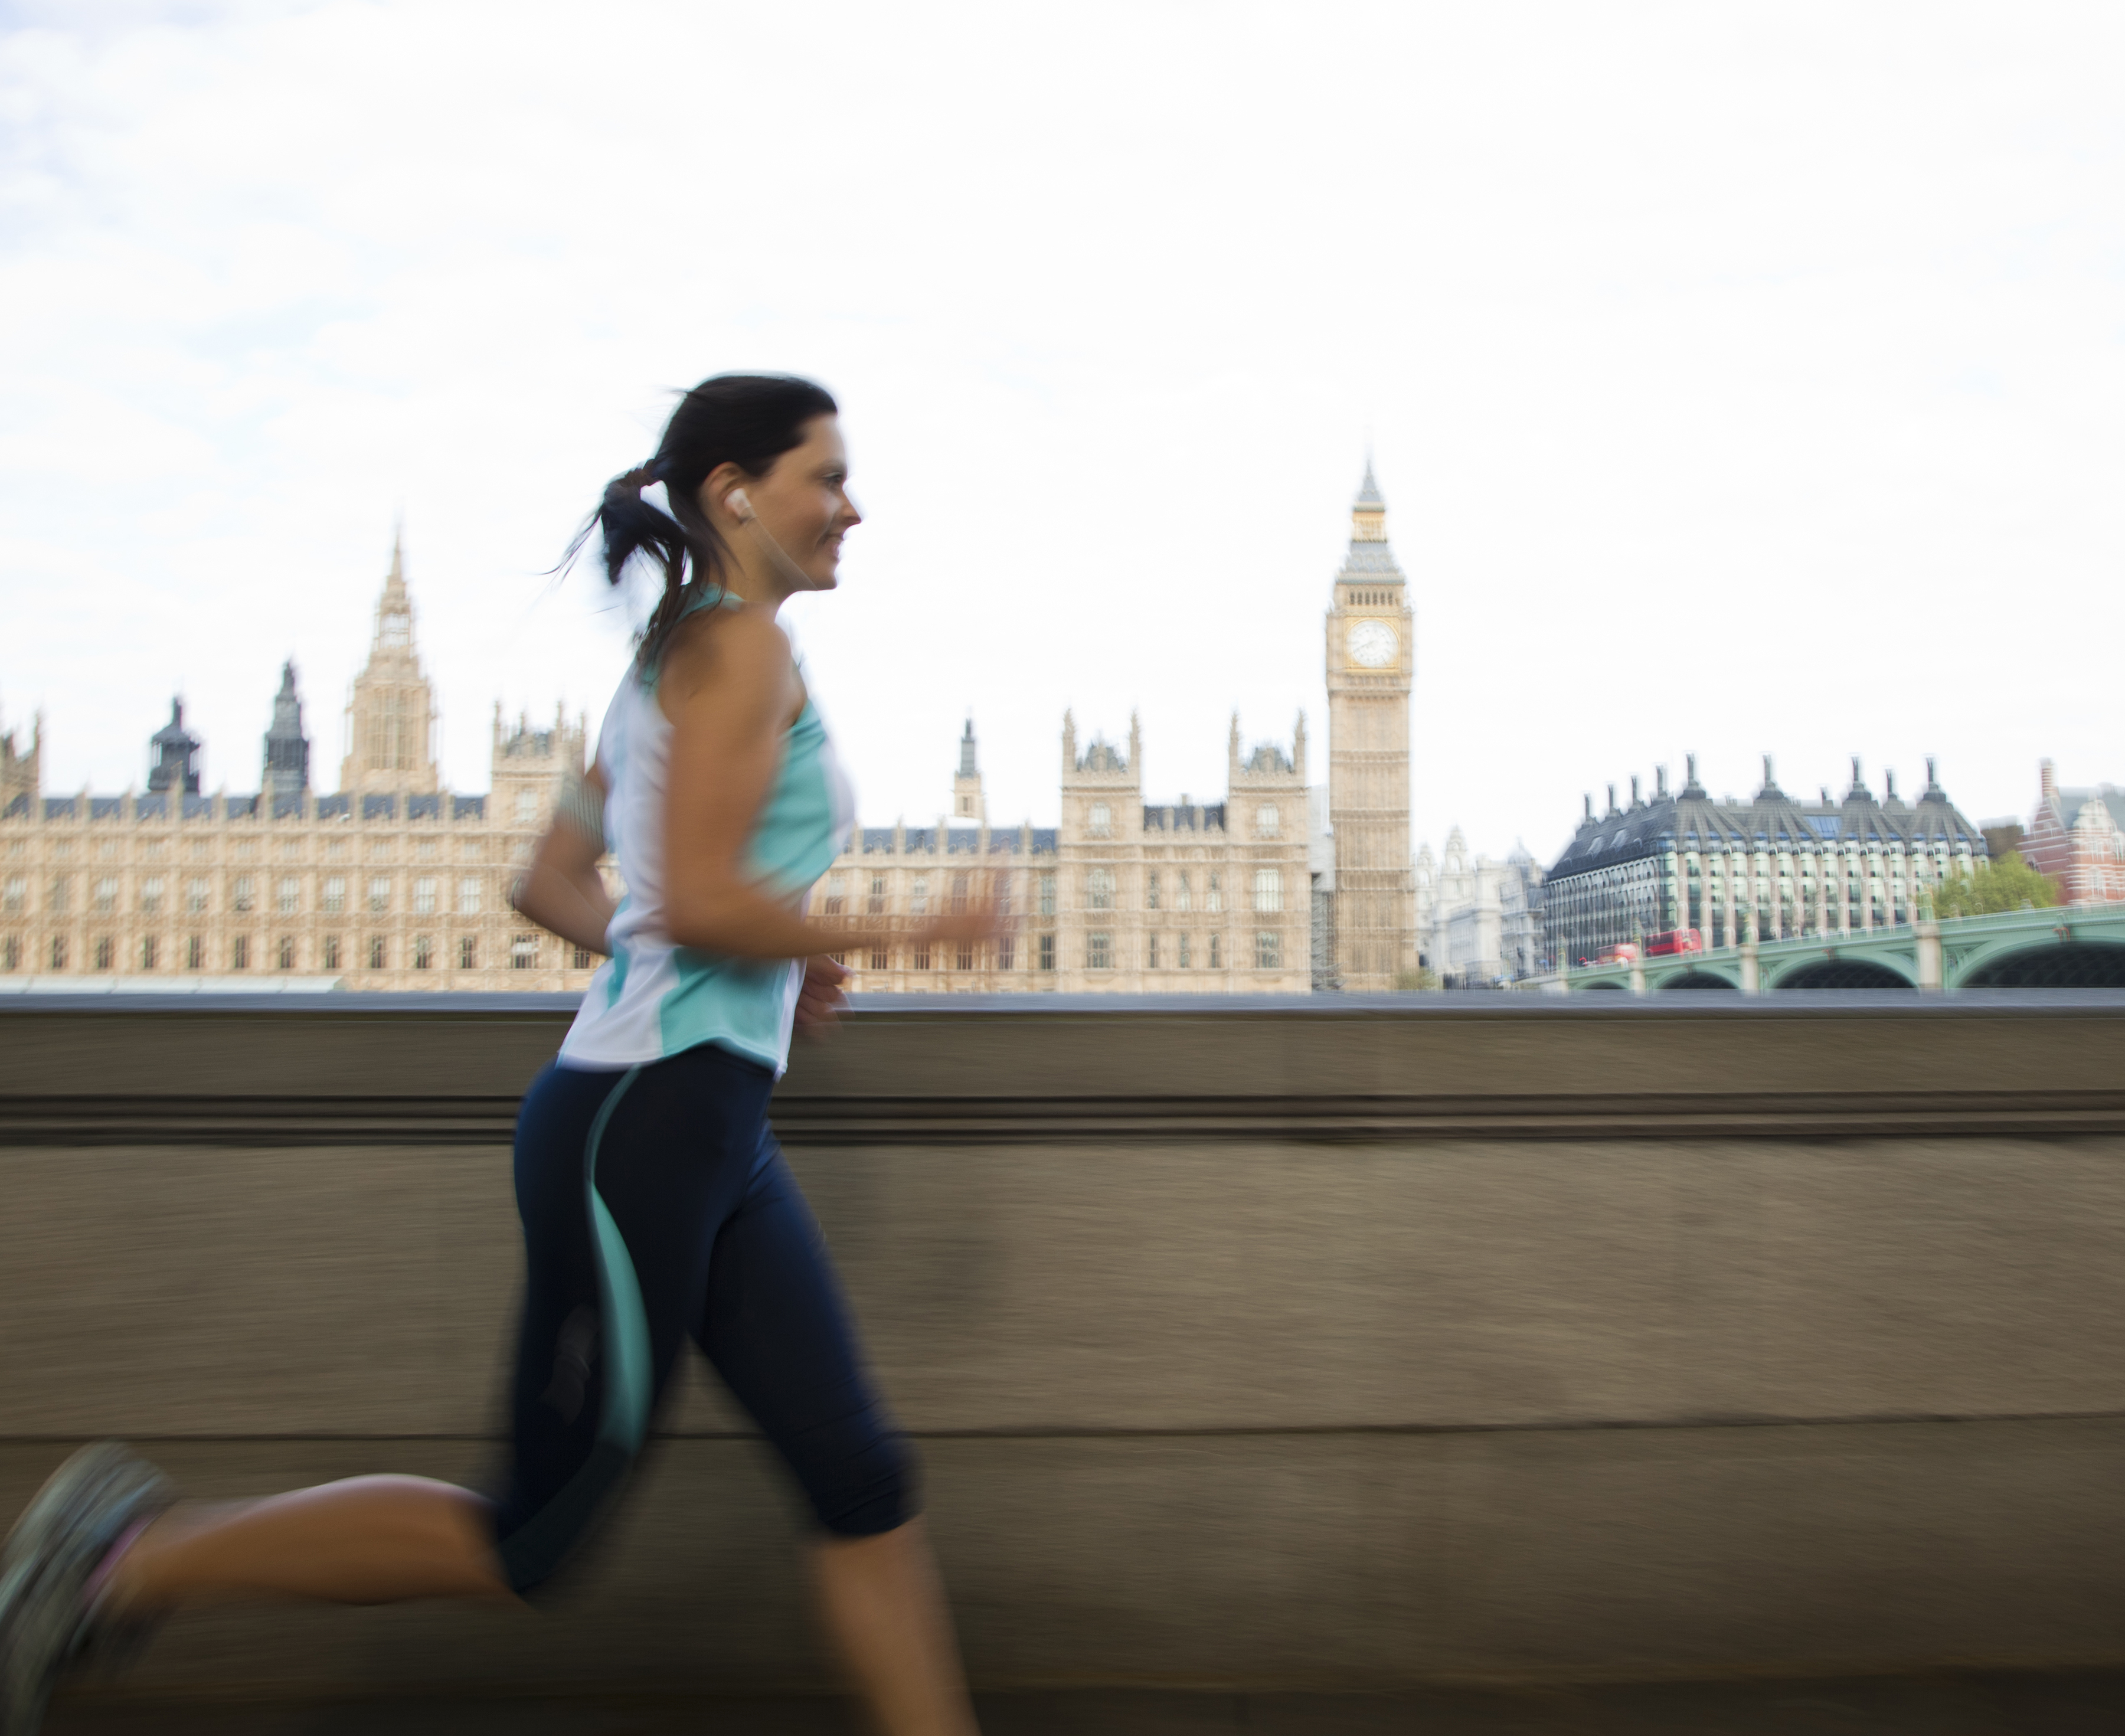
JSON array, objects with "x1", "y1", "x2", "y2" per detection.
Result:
[
  {"x1": 1253, "y1": 868, "x2": 1283, "y2": 913},
  {"x1": 1255, "y1": 803, "x2": 1280, "y2": 836},
  {"x1": 1087, "y1": 868, "x2": 1114, "y2": 910},
  {"x1": 1087, "y1": 802, "x2": 1112, "y2": 838}
]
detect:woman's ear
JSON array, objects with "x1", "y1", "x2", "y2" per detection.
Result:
[{"x1": 700, "y1": 462, "x2": 751, "y2": 529}]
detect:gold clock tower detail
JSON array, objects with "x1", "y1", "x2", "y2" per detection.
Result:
[{"x1": 1325, "y1": 463, "x2": 1415, "y2": 989}]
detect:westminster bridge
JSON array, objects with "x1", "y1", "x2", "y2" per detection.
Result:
[{"x1": 1560, "y1": 902, "x2": 2125, "y2": 992}]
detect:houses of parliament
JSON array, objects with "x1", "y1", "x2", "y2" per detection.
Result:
[{"x1": 0, "y1": 473, "x2": 1420, "y2": 994}]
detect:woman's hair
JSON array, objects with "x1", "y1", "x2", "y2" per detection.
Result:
[{"x1": 564, "y1": 372, "x2": 838, "y2": 668}]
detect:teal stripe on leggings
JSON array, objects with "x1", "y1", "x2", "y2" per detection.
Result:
[
  {"x1": 583, "y1": 1065, "x2": 651, "y2": 1454},
  {"x1": 495, "y1": 1065, "x2": 652, "y2": 1591}
]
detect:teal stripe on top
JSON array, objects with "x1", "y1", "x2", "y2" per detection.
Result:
[
  {"x1": 656, "y1": 699, "x2": 839, "y2": 1063},
  {"x1": 745, "y1": 701, "x2": 845, "y2": 896}
]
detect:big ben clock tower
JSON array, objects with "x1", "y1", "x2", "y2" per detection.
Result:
[{"x1": 1325, "y1": 463, "x2": 1415, "y2": 989}]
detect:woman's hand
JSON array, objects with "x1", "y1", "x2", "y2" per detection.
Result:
[
  {"x1": 793, "y1": 954, "x2": 851, "y2": 1035},
  {"x1": 512, "y1": 766, "x2": 616, "y2": 957},
  {"x1": 915, "y1": 897, "x2": 1010, "y2": 949}
]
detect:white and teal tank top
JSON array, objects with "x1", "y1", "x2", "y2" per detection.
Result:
[{"x1": 560, "y1": 603, "x2": 855, "y2": 1077}]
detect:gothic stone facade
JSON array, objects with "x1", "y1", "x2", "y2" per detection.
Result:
[
  {"x1": 812, "y1": 466, "x2": 1418, "y2": 996},
  {"x1": 5, "y1": 468, "x2": 1424, "y2": 996},
  {"x1": 813, "y1": 710, "x2": 1313, "y2": 993},
  {"x1": 0, "y1": 543, "x2": 596, "y2": 992},
  {"x1": 1415, "y1": 831, "x2": 1545, "y2": 986}
]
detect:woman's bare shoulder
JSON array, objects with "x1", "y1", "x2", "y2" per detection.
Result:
[{"x1": 659, "y1": 604, "x2": 793, "y2": 712}]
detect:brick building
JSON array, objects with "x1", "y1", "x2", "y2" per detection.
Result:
[{"x1": 2022, "y1": 760, "x2": 2125, "y2": 905}]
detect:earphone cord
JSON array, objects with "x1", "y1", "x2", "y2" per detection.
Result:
[{"x1": 742, "y1": 515, "x2": 817, "y2": 591}]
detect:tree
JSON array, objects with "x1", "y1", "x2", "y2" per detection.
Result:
[{"x1": 1930, "y1": 851, "x2": 2060, "y2": 919}]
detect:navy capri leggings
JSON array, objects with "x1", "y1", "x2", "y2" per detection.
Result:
[{"x1": 491, "y1": 1042, "x2": 914, "y2": 1593}]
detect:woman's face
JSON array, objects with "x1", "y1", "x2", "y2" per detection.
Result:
[{"x1": 731, "y1": 415, "x2": 861, "y2": 590}]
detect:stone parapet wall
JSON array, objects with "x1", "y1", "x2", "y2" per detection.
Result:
[{"x1": 4, "y1": 993, "x2": 2125, "y2": 1696}]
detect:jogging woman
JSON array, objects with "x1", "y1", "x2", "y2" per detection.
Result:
[{"x1": 0, "y1": 374, "x2": 992, "y2": 1736}]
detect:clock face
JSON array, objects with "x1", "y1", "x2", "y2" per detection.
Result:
[{"x1": 1348, "y1": 620, "x2": 1398, "y2": 669}]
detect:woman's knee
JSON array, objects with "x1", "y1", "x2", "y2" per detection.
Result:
[{"x1": 810, "y1": 1426, "x2": 920, "y2": 1539}]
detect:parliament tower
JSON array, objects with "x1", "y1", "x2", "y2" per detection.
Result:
[
  {"x1": 342, "y1": 535, "x2": 438, "y2": 795},
  {"x1": 1325, "y1": 463, "x2": 1415, "y2": 989}
]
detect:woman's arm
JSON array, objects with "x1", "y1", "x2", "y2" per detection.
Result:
[
  {"x1": 511, "y1": 764, "x2": 617, "y2": 956},
  {"x1": 661, "y1": 610, "x2": 999, "y2": 961}
]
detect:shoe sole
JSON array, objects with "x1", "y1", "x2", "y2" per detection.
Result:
[{"x1": 0, "y1": 1444, "x2": 171, "y2": 1736}]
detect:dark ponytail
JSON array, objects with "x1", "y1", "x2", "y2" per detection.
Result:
[{"x1": 562, "y1": 373, "x2": 839, "y2": 670}]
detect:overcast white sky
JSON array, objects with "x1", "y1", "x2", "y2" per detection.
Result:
[{"x1": 2, "y1": 2, "x2": 2121, "y2": 864}]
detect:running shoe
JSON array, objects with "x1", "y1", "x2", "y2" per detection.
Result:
[{"x1": 0, "y1": 1443, "x2": 172, "y2": 1736}]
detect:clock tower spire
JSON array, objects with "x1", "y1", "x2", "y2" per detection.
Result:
[{"x1": 1325, "y1": 461, "x2": 1415, "y2": 990}]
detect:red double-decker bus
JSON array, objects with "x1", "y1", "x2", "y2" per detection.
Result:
[{"x1": 1644, "y1": 928, "x2": 1704, "y2": 957}]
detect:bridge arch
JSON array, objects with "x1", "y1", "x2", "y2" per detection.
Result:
[
  {"x1": 1579, "y1": 979, "x2": 1629, "y2": 992},
  {"x1": 1657, "y1": 968, "x2": 1740, "y2": 990},
  {"x1": 1773, "y1": 957, "x2": 1915, "y2": 990},
  {"x1": 1961, "y1": 941, "x2": 2125, "y2": 989}
]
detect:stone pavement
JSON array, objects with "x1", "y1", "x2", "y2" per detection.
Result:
[{"x1": 44, "y1": 1674, "x2": 2125, "y2": 1734}]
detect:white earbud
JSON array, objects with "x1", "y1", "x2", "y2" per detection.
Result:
[{"x1": 727, "y1": 488, "x2": 753, "y2": 522}]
